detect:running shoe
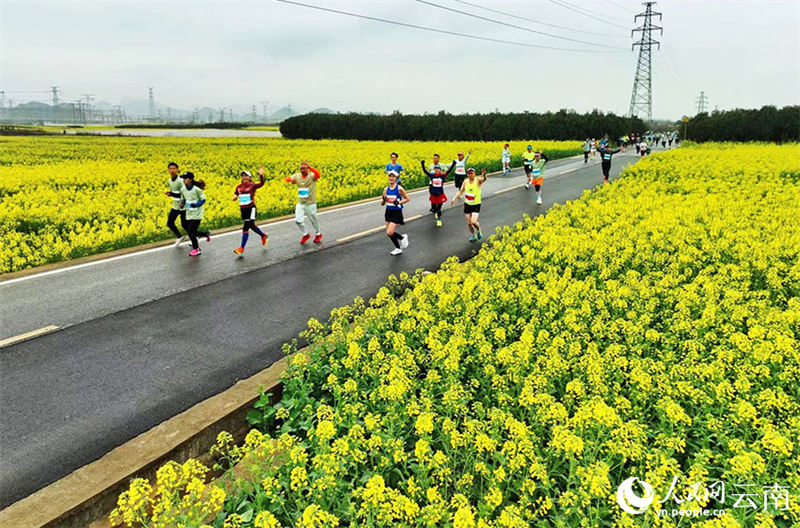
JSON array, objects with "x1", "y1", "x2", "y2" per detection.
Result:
[
  {"x1": 390, "y1": 248, "x2": 403, "y2": 255},
  {"x1": 233, "y1": 247, "x2": 244, "y2": 257},
  {"x1": 477, "y1": 231, "x2": 483, "y2": 240},
  {"x1": 262, "y1": 233, "x2": 269, "y2": 246},
  {"x1": 206, "y1": 233, "x2": 211, "y2": 242},
  {"x1": 313, "y1": 233, "x2": 323, "y2": 243},
  {"x1": 536, "y1": 195, "x2": 543, "y2": 204},
  {"x1": 525, "y1": 183, "x2": 530, "y2": 189},
  {"x1": 400, "y1": 234, "x2": 409, "y2": 248},
  {"x1": 436, "y1": 219, "x2": 442, "y2": 227},
  {"x1": 189, "y1": 248, "x2": 201, "y2": 257},
  {"x1": 469, "y1": 235, "x2": 477, "y2": 242},
  {"x1": 173, "y1": 235, "x2": 185, "y2": 247},
  {"x1": 300, "y1": 233, "x2": 311, "y2": 244}
]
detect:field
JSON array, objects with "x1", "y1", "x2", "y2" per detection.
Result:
[
  {"x1": 0, "y1": 137, "x2": 580, "y2": 273},
  {"x1": 111, "y1": 143, "x2": 800, "y2": 527}
]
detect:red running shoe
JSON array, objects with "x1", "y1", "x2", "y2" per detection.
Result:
[
  {"x1": 300, "y1": 233, "x2": 311, "y2": 244},
  {"x1": 313, "y1": 233, "x2": 323, "y2": 244}
]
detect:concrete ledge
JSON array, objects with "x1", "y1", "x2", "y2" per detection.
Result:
[{"x1": 0, "y1": 357, "x2": 288, "y2": 528}]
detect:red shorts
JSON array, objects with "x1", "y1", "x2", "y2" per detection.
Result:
[{"x1": 429, "y1": 193, "x2": 447, "y2": 204}]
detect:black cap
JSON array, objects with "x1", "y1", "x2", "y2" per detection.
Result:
[{"x1": 181, "y1": 171, "x2": 195, "y2": 180}]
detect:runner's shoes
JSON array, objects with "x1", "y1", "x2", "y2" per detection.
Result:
[
  {"x1": 206, "y1": 233, "x2": 211, "y2": 242},
  {"x1": 477, "y1": 231, "x2": 483, "y2": 240},
  {"x1": 173, "y1": 235, "x2": 186, "y2": 247},
  {"x1": 469, "y1": 235, "x2": 477, "y2": 242},
  {"x1": 300, "y1": 233, "x2": 311, "y2": 244},
  {"x1": 262, "y1": 233, "x2": 269, "y2": 246},
  {"x1": 189, "y1": 248, "x2": 201, "y2": 257},
  {"x1": 234, "y1": 247, "x2": 244, "y2": 257},
  {"x1": 313, "y1": 233, "x2": 323, "y2": 244},
  {"x1": 436, "y1": 219, "x2": 442, "y2": 227},
  {"x1": 400, "y1": 234, "x2": 409, "y2": 249},
  {"x1": 390, "y1": 248, "x2": 403, "y2": 256},
  {"x1": 536, "y1": 196, "x2": 543, "y2": 204}
]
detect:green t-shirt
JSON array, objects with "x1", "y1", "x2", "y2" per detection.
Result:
[
  {"x1": 181, "y1": 185, "x2": 206, "y2": 220},
  {"x1": 530, "y1": 159, "x2": 546, "y2": 178},
  {"x1": 169, "y1": 177, "x2": 185, "y2": 211}
]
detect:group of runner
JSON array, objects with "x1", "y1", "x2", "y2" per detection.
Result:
[{"x1": 164, "y1": 140, "x2": 628, "y2": 257}]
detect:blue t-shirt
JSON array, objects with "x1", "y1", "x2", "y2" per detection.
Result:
[
  {"x1": 385, "y1": 162, "x2": 404, "y2": 174},
  {"x1": 385, "y1": 185, "x2": 403, "y2": 210}
]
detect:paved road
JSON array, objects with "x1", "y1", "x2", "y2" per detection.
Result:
[{"x1": 0, "y1": 153, "x2": 640, "y2": 507}]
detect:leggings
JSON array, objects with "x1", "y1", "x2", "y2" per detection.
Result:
[
  {"x1": 167, "y1": 209, "x2": 188, "y2": 238},
  {"x1": 583, "y1": 151, "x2": 589, "y2": 162},
  {"x1": 453, "y1": 174, "x2": 465, "y2": 191},
  {"x1": 431, "y1": 202, "x2": 443, "y2": 218},
  {"x1": 185, "y1": 219, "x2": 202, "y2": 249},
  {"x1": 602, "y1": 161, "x2": 611, "y2": 177}
]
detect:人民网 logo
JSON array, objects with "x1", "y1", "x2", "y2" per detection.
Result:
[{"x1": 617, "y1": 477, "x2": 655, "y2": 515}]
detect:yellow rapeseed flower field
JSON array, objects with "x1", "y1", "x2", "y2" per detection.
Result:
[
  {"x1": 111, "y1": 143, "x2": 800, "y2": 527},
  {"x1": 0, "y1": 136, "x2": 579, "y2": 273}
]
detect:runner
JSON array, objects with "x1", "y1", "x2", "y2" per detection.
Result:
[
  {"x1": 385, "y1": 152, "x2": 404, "y2": 185},
  {"x1": 426, "y1": 153, "x2": 445, "y2": 212},
  {"x1": 421, "y1": 159, "x2": 456, "y2": 227},
  {"x1": 598, "y1": 145, "x2": 621, "y2": 184},
  {"x1": 522, "y1": 145, "x2": 536, "y2": 188},
  {"x1": 381, "y1": 171, "x2": 410, "y2": 255},
  {"x1": 165, "y1": 161, "x2": 188, "y2": 246},
  {"x1": 501, "y1": 143, "x2": 512, "y2": 174},
  {"x1": 232, "y1": 168, "x2": 269, "y2": 256},
  {"x1": 582, "y1": 138, "x2": 591, "y2": 163},
  {"x1": 179, "y1": 172, "x2": 209, "y2": 257},
  {"x1": 286, "y1": 161, "x2": 323, "y2": 244},
  {"x1": 530, "y1": 151, "x2": 549, "y2": 204},
  {"x1": 451, "y1": 167, "x2": 487, "y2": 242},
  {"x1": 590, "y1": 138, "x2": 597, "y2": 159},
  {"x1": 639, "y1": 139, "x2": 648, "y2": 157},
  {"x1": 661, "y1": 135, "x2": 667, "y2": 149},
  {"x1": 452, "y1": 149, "x2": 472, "y2": 193}
]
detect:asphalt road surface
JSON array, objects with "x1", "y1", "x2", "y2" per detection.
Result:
[{"x1": 0, "y1": 151, "x2": 644, "y2": 507}]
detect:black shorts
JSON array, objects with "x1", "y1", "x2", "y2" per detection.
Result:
[
  {"x1": 523, "y1": 164, "x2": 532, "y2": 174},
  {"x1": 240, "y1": 206, "x2": 257, "y2": 221},
  {"x1": 463, "y1": 203, "x2": 481, "y2": 214},
  {"x1": 384, "y1": 209, "x2": 404, "y2": 225}
]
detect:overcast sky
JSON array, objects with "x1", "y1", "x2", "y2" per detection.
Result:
[{"x1": 1, "y1": 0, "x2": 798, "y2": 119}]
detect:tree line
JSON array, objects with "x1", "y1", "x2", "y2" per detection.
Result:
[
  {"x1": 280, "y1": 110, "x2": 647, "y2": 141},
  {"x1": 682, "y1": 105, "x2": 799, "y2": 143}
]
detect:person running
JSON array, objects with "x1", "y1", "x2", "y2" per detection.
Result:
[
  {"x1": 381, "y1": 171, "x2": 410, "y2": 255},
  {"x1": 451, "y1": 167, "x2": 487, "y2": 242},
  {"x1": 452, "y1": 149, "x2": 472, "y2": 193},
  {"x1": 426, "y1": 153, "x2": 446, "y2": 212},
  {"x1": 232, "y1": 168, "x2": 269, "y2": 257},
  {"x1": 179, "y1": 172, "x2": 209, "y2": 257},
  {"x1": 385, "y1": 152, "x2": 404, "y2": 185},
  {"x1": 165, "y1": 161, "x2": 189, "y2": 246},
  {"x1": 639, "y1": 139, "x2": 648, "y2": 157},
  {"x1": 590, "y1": 138, "x2": 597, "y2": 158},
  {"x1": 422, "y1": 159, "x2": 456, "y2": 227},
  {"x1": 661, "y1": 135, "x2": 667, "y2": 149},
  {"x1": 501, "y1": 143, "x2": 512, "y2": 174},
  {"x1": 522, "y1": 145, "x2": 536, "y2": 187},
  {"x1": 582, "y1": 139, "x2": 591, "y2": 163},
  {"x1": 598, "y1": 145, "x2": 621, "y2": 184},
  {"x1": 286, "y1": 161, "x2": 323, "y2": 244},
  {"x1": 530, "y1": 151, "x2": 549, "y2": 204}
]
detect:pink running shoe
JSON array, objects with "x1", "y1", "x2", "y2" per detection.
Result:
[{"x1": 189, "y1": 248, "x2": 201, "y2": 257}]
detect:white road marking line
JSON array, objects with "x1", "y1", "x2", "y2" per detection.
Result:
[
  {"x1": 336, "y1": 214, "x2": 424, "y2": 243},
  {"x1": 0, "y1": 325, "x2": 59, "y2": 348},
  {"x1": 494, "y1": 184, "x2": 525, "y2": 195}
]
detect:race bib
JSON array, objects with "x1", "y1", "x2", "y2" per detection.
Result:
[
  {"x1": 432, "y1": 178, "x2": 443, "y2": 187},
  {"x1": 386, "y1": 195, "x2": 396, "y2": 204},
  {"x1": 238, "y1": 194, "x2": 252, "y2": 205},
  {"x1": 455, "y1": 168, "x2": 466, "y2": 175},
  {"x1": 465, "y1": 193, "x2": 476, "y2": 204},
  {"x1": 532, "y1": 169, "x2": 541, "y2": 176},
  {"x1": 298, "y1": 188, "x2": 310, "y2": 198},
  {"x1": 603, "y1": 154, "x2": 611, "y2": 160}
]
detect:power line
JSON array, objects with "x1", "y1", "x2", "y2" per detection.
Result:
[
  {"x1": 275, "y1": 0, "x2": 626, "y2": 53},
  {"x1": 603, "y1": 0, "x2": 636, "y2": 14},
  {"x1": 450, "y1": 0, "x2": 627, "y2": 38},
  {"x1": 413, "y1": 0, "x2": 627, "y2": 49},
  {"x1": 544, "y1": 0, "x2": 630, "y2": 30}
]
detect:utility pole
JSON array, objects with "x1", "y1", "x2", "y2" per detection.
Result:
[
  {"x1": 219, "y1": 108, "x2": 225, "y2": 123},
  {"x1": 260, "y1": 100, "x2": 269, "y2": 120},
  {"x1": 51, "y1": 86, "x2": 60, "y2": 106},
  {"x1": 695, "y1": 91, "x2": 709, "y2": 114},
  {"x1": 81, "y1": 94, "x2": 94, "y2": 123},
  {"x1": 251, "y1": 104, "x2": 257, "y2": 122},
  {"x1": 148, "y1": 87, "x2": 155, "y2": 119},
  {"x1": 629, "y1": 1, "x2": 662, "y2": 122}
]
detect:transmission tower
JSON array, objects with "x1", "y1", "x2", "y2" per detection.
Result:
[
  {"x1": 148, "y1": 87, "x2": 155, "y2": 119},
  {"x1": 251, "y1": 104, "x2": 257, "y2": 122},
  {"x1": 628, "y1": 2, "x2": 662, "y2": 122},
  {"x1": 81, "y1": 94, "x2": 95, "y2": 123},
  {"x1": 51, "y1": 86, "x2": 60, "y2": 106},
  {"x1": 695, "y1": 91, "x2": 709, "y2": 114},
  {"x1": 260, "y1": 101, "x2": 269, "y2": 120}
]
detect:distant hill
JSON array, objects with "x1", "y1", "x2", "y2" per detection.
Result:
[
  {"x1": 309, "y1": 107, "x2": 336, "y2": 114},
  {"x1": 269, "y1": 105, "x2": 301, "y2": 121}
]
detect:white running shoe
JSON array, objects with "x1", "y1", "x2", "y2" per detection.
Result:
[
  {"x1": 173, "y1": 235, "x2": 186, "y2": 247},
  {"x1": 390, "y1": 248, "x2": 403, "y2": 255},
  {"x1": 400, "y1": 234, "x2": 409, "y2": 248},
  {"x1": 536, "y1": 195, "x2": 543, "y2": 204},
  {"x1": 525, "y1": 183, "x2": 530, "y2": 189}
]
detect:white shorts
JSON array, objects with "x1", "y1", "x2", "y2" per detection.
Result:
[{"x1": 295, "y1": 203, "x2": 317, "y2": 223}]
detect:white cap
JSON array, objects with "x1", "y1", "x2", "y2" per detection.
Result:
[
  {"x1": 387, "y1": 170, "x2": 399, "y2": 177},
  {"x1": 241, "y1": 170, "x2": 252, "y2": 177}
]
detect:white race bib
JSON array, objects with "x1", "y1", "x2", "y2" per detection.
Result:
[
  {"x1": 465, "y1": 193, "x2": 476, "y2": 204},
  {"x1": 432, "y1": 178, "x2": 443, "y2": 187}
]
